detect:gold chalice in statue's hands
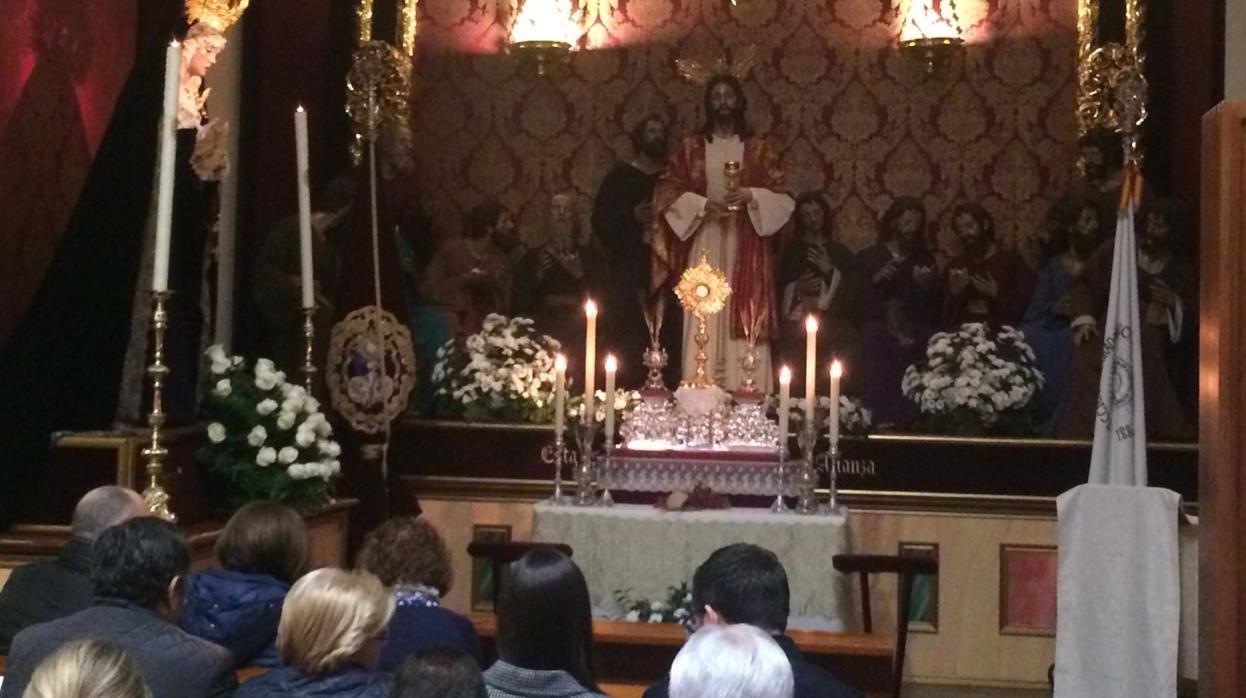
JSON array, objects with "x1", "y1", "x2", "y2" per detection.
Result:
[{"x1": 675, "y1": 254, "x2": 731, "y2": 389}]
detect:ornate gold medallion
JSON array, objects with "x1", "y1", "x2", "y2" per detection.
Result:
[{"x1": 326, "y1": 306, "x2": 417, "y2": 434}]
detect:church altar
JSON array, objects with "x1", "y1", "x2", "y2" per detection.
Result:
[
  {"x1": 607, "y1": 449, "x2": 783, "y2": 496},
  {"x1": 532, "y1": 502, "x2": 852, "y2": 630}
]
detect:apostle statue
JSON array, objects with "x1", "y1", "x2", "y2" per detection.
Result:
[
  {"x1": 514, "y1": 192, "x2": 599, "y2": 360},
  {"x1": 652, "y1": 75, "x2": 794, "y2": 390},
  {"x1": 592, "y1": 113, "x2": 676, "y2": 387},
  {"x1": 942, "y1": 203, "x2": 1036, "y2": 328}
]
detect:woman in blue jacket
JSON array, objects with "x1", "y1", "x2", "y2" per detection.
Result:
[{"x1": 180, "y1": 501, "x2": 309, "y2": 666}]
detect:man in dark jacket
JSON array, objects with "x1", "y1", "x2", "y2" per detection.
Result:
[
  {"x1": 643, "y1": 544, "x2": 862, "y2": 698},
  {"x1": 0, "y1": 518, "x2": 236, "y2": 698},
  {"x1": 0, "y1": 485, "x2": 147, "y2": 651}
]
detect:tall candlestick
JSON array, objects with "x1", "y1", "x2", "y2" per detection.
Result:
[
  {"x1": 554, "y1": 354, "x2": 567, "y2": 438},
  {"x1": 294, "y1": 105, "x2": 314, "y2": 309},
  {"x1": 583, "y1": 299, "x2": 598, "y2": 420},
  {"x1": 803, "y1": 316, "x2": 818, "y2": 418},
  {"x1": 603, "y1": 354, "x2": 617, "y2": 443},
  {"x1": 778, "y1": 366, "x2": 791, "y2": 448},
  {"x1": 829, "y1": 360, "x2": 843, "y2": 448},
  {"x1": 151, "y1": 40, "x2": 181, "y2": 293}
]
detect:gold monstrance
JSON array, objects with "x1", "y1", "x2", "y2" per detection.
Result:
[{"x1": 674, "y1": 253, "x2": 732, "y2": 388}]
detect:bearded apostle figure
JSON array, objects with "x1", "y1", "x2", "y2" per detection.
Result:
[{"x1": 652, "y1": 75, "x2": 794, "y2": 391}]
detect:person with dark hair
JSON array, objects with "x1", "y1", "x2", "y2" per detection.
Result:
[
  {"x1": 357, "y1": 517, "x2": 482, "y2": 669},
  {"x1": 391, "y1": 652, "x2": 488, "y2": 698},
  {"x1": 643, "y1": 544, "x2": 859, "y2": 698},
  {"x1": 1057, "y1": 197, "x2": 1196, "y2": 440},
  {"x1": 0, "y1": 486, "x2": 147, "y2": 651},
  {"x1": 1021, "y1": 196, "x2": 1108, "y2": 432},
  {"x1": 253, "y1": 174, "x2": 354, "y2": 375},
  {"x1": 421, "y1": 202, "x2": 514, "y2": 333},
  {"x1": 942, "y1": 202, "x2": 1036, "y2": 327},
  {"x1": 652, "y1": 75, "x2": 794, "y2": 390},
  {"x1": 777, "y1": 192, "x2": 860, "y2": 395},
  {"x1": 180, "y1": 500, "x2": 310, "y2": 667},
  {"x1": 483, "y1": 549, "x2": 606, "y2": 698},
  {"x1": 592, "y1": 113, "x2": 678, "y2": 386},
  {"x1": 853, "y1": 197, "x2": 939, "y2": 428},
  {"x1": 0, "y1": 518, "x2": 235, "y2": 698}
]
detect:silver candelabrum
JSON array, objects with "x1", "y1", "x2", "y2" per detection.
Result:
[
  {"x1": 540, "y1": 431, "x2": 575, "y2": 505},
  {"x1": 573, "y1": 423, "x2": 598, "y2": 506},
  {"x1": 818, "y1": 442, "x2": 844, "y2": 516},
  {"x1": 794, "y1": 421, "x2": 820, "y2": 515}
]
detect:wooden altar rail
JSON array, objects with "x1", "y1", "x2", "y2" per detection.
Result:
[
  {"x1": 469, "y1": 612, "x2": 892, "y2": 695},
  {"x1": 0, "y1": 499, "x2": 357, "y2": 572}
]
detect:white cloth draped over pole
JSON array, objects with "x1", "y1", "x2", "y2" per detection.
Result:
[{"x1": 1087, "y1": 172, "x2": 1147, "y2": 486}]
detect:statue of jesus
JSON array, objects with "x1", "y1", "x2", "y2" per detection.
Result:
[{"x1": 652, "y1": 75, "x2": 794, "y2": 391}]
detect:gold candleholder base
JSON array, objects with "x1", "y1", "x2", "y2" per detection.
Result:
[
  {"x1": 301, "y1": 306, "x2": 317, "y2": 393},
  {"x1": 141, "y1": 291, "x2": 176, "y2": 523}
]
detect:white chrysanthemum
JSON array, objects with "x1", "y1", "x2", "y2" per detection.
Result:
[
  {"x1": 255, "y1": 373, "x2": 278, "y2": 391},
  {"x1": 257, "y1": 399, "x2": 279, "y2": 416},
  {"x1": 246, "y1": 426, "x2": 267, "y2": 447},
  {"x1": 276, "y1": 411, "x2": 296, "y2": 430},
  {"x1": 255, "y1": 358, "x2": 276, "y2": 376},
  {"x1": 278, "y1": 446, "x2": 299, "y2": 464},
  {"x1": 207, "y1": 422, "x2": 227, "y2": 443},
  {"x1": 318, "y1": 440, "x2": 341, "y2": 458},
  {"x1": 256, "y1": 447, "x2": 277, "y2": 466},
  {"x1": 295, "y1": 428, "x2": 316, "y2": 448},
  {"x1": 213, "y1": 379, "x2": 232, "y2": 397}
]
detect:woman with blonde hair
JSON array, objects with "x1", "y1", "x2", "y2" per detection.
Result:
[
  {"x1": 23, "y1": 638, "x2": 152, "y2": 698},
  {"x1": 235, "y1": 568, "x2": 395, "y2": 698}
]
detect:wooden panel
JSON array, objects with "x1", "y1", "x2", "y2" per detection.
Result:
[
  {"x1": 418, "y1": 497, "x2": 1057, "y2": 690},
  {"x1": 1199, "y1": 100, "x2": 1246, "y2": 697}
]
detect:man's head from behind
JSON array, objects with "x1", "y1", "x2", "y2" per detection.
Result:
[
  {"x1": 90, "y1": 518, "x2": 191, "y2": 620},
  {"x1": 391, "y1": 652, "x2": 488, "y2": 698},
  {"x1": 691, "y1": 543, "x2": 790, "y2": 633},
  {"x1": 71, "y1": 486, "x2": 148, "y2": 541}
]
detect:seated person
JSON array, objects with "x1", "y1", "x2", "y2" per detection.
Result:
[
  {"x1": 390, "y1": 652, "x2": 488, "y2": 698},
  {"x1": 512, "y1": 193, "x2": 597, "y2": 356},
  {"x1": 777, "y1": 192, "x2": 860, "y2": 396},
  {"x1": 0, "y1": 518, "x2": 236, "y2": 698},
  {"x1": 0, "y1": 485, "x2": 147, "y2": 651},
  {"x1": 669, "y1": 624, "x2": 794, "y2": 698},
  {"x1": 643, "y1": 544, "x2": 861, "y2": 698},
  {"x1": 421, "y1": 202, "x2": 514, "y2": 334},
  {"x1": 483, "y1": 550, "x2": 607, "y2": 698},
  {"x1": 235, "y1": 568, "x2": 394, "y2": 698},
  {"x1": 180, "y1": 501, "x2": 310, "y2": 667},
  {"x1": 942, "y1": 203, "x2": 1036, "y2": 328},
  {"x1": 23, "y1": 637, "x2": 153, "y2": 698},
  {"x1": 357, "y1": 517, "x2": 481, "y2": 669}
]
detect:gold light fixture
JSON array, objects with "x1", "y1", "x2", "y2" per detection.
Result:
[
  {"x1": 510, "y1": 0, "x2": 580, "y2": 75},
  {"x1": 898, "y1": 0, "x2": 965, "y2": 75}
]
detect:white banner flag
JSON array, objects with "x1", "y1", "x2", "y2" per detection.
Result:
[{"x1": 1088, "y1": 186, "x2": 1147, "y2": 486}]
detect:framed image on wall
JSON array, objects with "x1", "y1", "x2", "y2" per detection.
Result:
[{"x1": 999, "y1": 544, "x2": 1057, "y2": 636}]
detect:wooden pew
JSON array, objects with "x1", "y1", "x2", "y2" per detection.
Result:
[{"x1": 470, "y1": 612, "x2": 892, "y2": 695}]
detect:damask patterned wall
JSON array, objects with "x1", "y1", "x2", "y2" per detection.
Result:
[{"x1": 410, "y1": 0, "x2": 1079, "y2": 261}]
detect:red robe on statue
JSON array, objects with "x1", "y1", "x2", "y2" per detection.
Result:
[{"x1": 651, "y1": 135, "x2": 793, "y2": 389}]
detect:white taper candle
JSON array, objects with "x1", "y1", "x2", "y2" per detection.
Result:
[
  {"x1": 151, "y1": 40, "x2": 181, "y2": 293},
  {"x1": 603, "y1": 354, "x2": 617, "y2": 443},
  {"x1": 294, "y1": 105, "x2": 314, "y2": 309}
]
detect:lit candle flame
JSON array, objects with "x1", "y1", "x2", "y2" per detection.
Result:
[
  {"x1": 605, "y1": 354, "x2": 617, "y2": 372},
  {"x1": 584, "y1": 299, "x2": 598, "y2": 318},
  {"x1": 555, "y1": 354, "x2": 567, "y2": 371},
  {"x1": 779, "y1": 366, "x2": 792, "y2": 384},
  {"x1": 805, "y1": 315, "x2": 819, "y2": 334},
  {"x1": 830, "y1": 360, "x2": 843, "y2": 379}
]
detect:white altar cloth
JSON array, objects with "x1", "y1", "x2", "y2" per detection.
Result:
[{"x1": 532, "y1": 502, "x2": 852, "y2": 630}]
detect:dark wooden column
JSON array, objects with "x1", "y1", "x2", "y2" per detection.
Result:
[{"x1": 1199, "y1": 100, "x2": 1246, "y2": 697}]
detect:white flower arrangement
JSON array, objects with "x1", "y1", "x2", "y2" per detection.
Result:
[
  {"x1": 197, "y1": 345, "x2": 340, "y2": 510},
  {"x1": 772, "y1": 395, "x2": 874, "y2": 436},
  {"x1": 614, "y1": 582, "x2": 694, "y2": 625},
  {"x1": 431, "y1": 314, "x2": 563, "y2": 423},
  {"x1": 900, "y1": 323, "x2": 1044, "y2": 434},
  {"x1": 566, "y1": 389, "x2": 643, "y2": 424}
]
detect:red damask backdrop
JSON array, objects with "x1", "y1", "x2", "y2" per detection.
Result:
[
  {"x1": 0, "y1": 0, "x2": 138, "y2": 345},
  {"x1": 410, "y1": 0, "x2": 1079, "y2": 258}
]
